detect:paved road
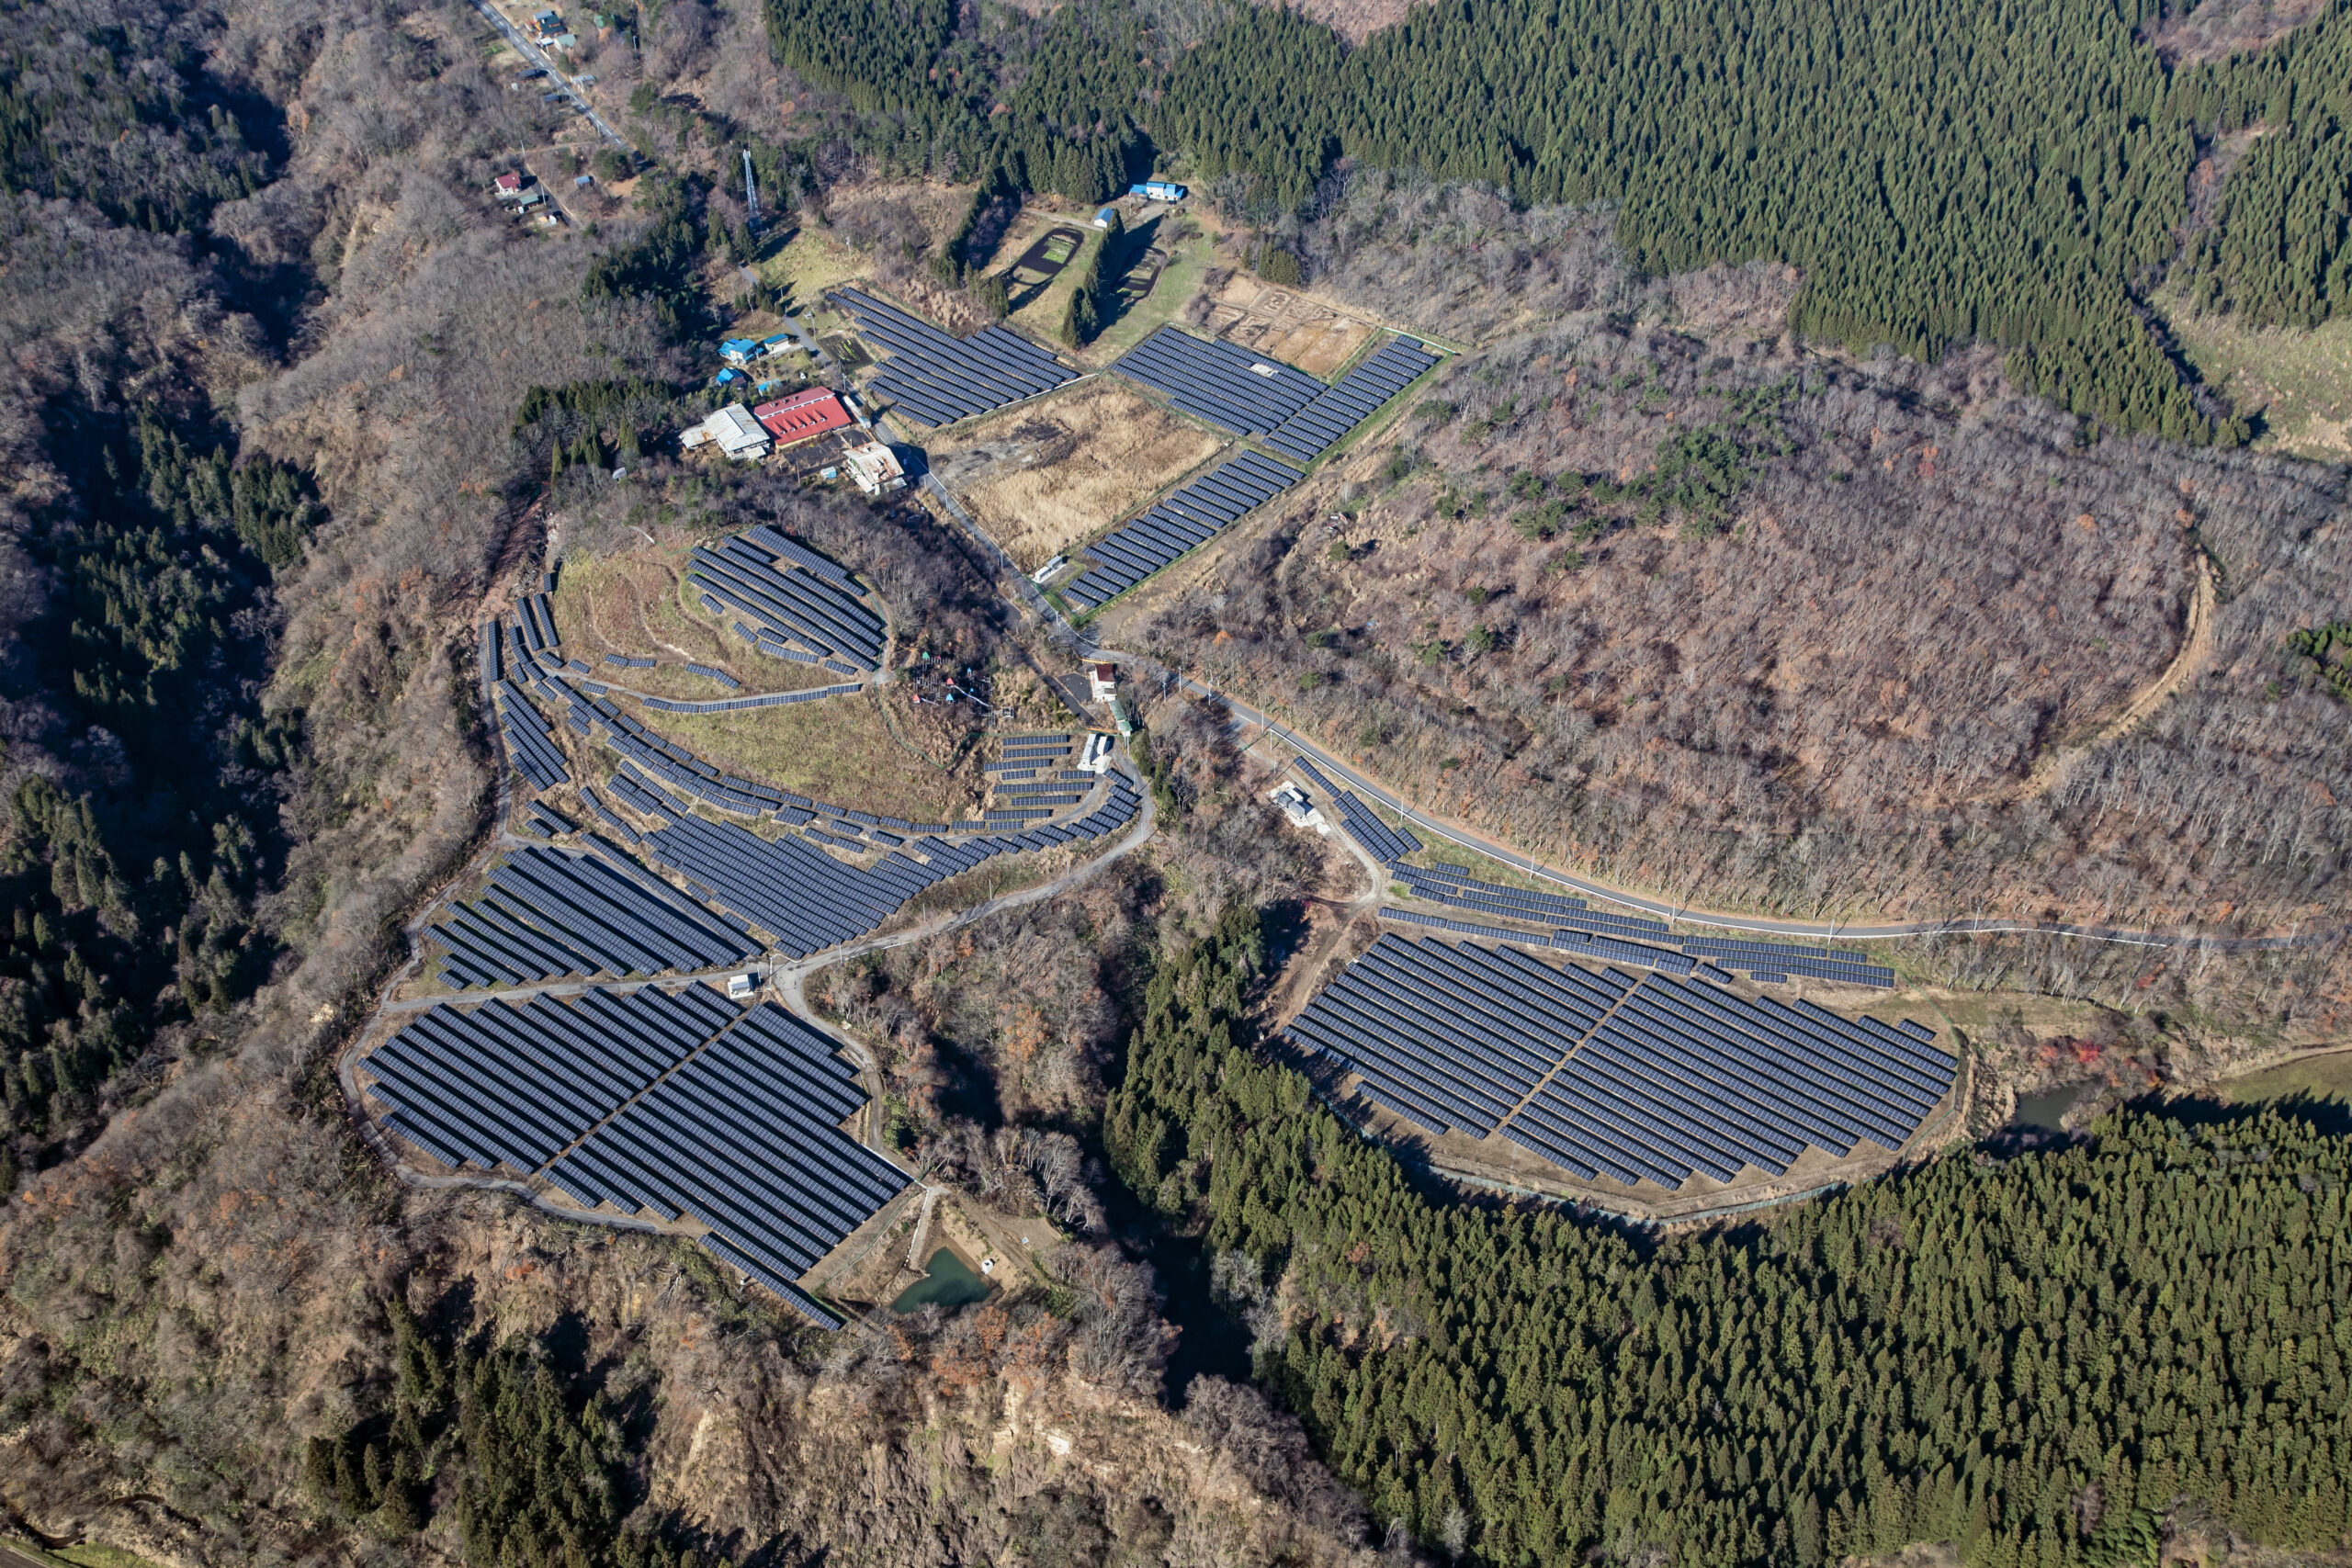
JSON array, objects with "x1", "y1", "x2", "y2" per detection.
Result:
[
  {"x1": 467, "y1": 0, "x2": 628, "y2": 147},
  {"x1": 913, "y1": 482, "x2": 2324, "y2": 954}
]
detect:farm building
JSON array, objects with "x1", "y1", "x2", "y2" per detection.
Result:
[
  {"x1": 720, "y1": 333, "x2": 800, "y2": 368},
  {"x1": 1093, "y1": 206, "x2": 1117, "y2": 229},
  {"x1": 842, "y1": 442, "x2": 907, "y2": 497},
  {"x1": 752, "y1": 389, "x2": 853, "y2": 447},
  {"x1": 681, "y1": 405, "x2": 773, "y2": 461},
  {"x1": 1129, "y1": 180, "x2": 1187, "y2": 203}
]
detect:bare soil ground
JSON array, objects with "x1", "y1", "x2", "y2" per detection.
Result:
[
  {"x1": 548, "y1": 540, "x2": 846, "y2": 699},
  {"x1": 1200, "y1": 275, "x2": 1381, "y2": 377},
  {"x1": 924, "y1": 380, "x2": 1227, "y2": 569}
]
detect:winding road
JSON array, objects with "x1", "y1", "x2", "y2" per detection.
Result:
[{"x1": 915, "y1": 486, "x2": 2320, "y2": 954}]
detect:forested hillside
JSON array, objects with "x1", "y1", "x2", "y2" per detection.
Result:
[
  {"x1": 757, "y1": 0, "x2": 2352, "y2": 436},
  {"x1": 1109, "y1": 909, "x2": 2352, "y2": 1567}
]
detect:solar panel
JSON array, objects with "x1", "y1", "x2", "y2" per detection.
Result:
[{"x1": 1293, "y1": 931, "x2": 1955, "y2": 1192}]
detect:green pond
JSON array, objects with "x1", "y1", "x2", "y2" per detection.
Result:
[
  {"x1": 891, "y1": 1248, "x2": 996, "y2": 1313},
  {"x1": 2011, "y1": 1084, "x2": 2085, "y2": 1132}
]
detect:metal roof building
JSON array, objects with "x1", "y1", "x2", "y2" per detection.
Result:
[
  {"x1": 752, "y1": 389, "x2": 853, "y2": 447},
  {"x1": 681, "y1": 404, "x2": 773, "y2": 461}
]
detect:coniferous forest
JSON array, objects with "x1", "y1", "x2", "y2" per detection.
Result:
[
  {"x1": 1107, "y1": 909, "x2": 2352, "y2": 1568},
  {"x1": 760, "y1": 0, "x2": 2352, "y2": 438}
]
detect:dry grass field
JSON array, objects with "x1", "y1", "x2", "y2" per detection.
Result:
[
  {"x1": 1201, "y1": 275, "x2": 1381, "y2": 377},
  {"x1": 548, "y1": 542, "x2": 854, "y2": 699},
  {"x1": 622, "y1": 688, "x2": 988, "y2": 822},
  {"x1": 927, "y1": 381, "x2": 1227, "y2": 569}
]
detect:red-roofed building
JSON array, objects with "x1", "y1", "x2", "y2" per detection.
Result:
[{"x1": 752, "y1": 388, "x2": 852, "y2": 447}]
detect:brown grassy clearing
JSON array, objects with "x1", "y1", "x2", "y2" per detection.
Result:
[
  {"x1": 548, "y1": 541, "x2": 854, "y2": 699},
  {"x1": 615, "y1": 687, "x2": 986, "y2": 822},
  {"x1": 927, "y1": 381, "x2": 1227, "y2": 570},
  {"x1": 1201, "y1": 274, "x2": 1382, "y2": 377}
]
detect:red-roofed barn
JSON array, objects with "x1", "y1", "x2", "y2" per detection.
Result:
[{"x1": 752, "y1": 389, "x2": 852, "y2": 447}]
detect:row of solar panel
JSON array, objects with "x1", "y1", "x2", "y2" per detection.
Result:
[
  {"x1": 605, "y1": 653, "x2": 657, "y2": 669},
  {"x1": 1547, "y1": 928, "x2": 1694, "y2": 976},
  {"x1": 1389, "y1": 864, "x2": 1674, "y2": 941},
  {"x1": 1391, "y1": 868, "x2": 1589, "y2": 922},
  {"x1": 1331, "y1": 793, "x2": 1424, "y2": 862},
  {"x1": 688, "y1": 535, "x2": 884, "y2": 672},
  {"x1": 1262, "y1": 337, "x2": 1442, "y2": 463},
  {"x1": 1109, "y1": 326, "x2": 1328, "y2": 435},
  {"x1": 523, "y1": 801, "x2": 574, "y2": 839},
  {"x1": 684, "y1": 663, "x2": 740, "y2": 689},
  {"x1": 1510, "y1": 975, "x2": 1953, "y2": 1188},
  {"x1": 582, "y1": 787, "x2": 640, "y2": 843},
  {"x1": 638, "y1": 683, "x2": 864, "y2": 715},
  {"x1": 1678, "y1": 935, "x2": 1871, "y2": 964},
  {"x1": 639, "y1": 778, "x2": 1142, "y2": 958},
  {"x1": 832, "y1": 288, "x2": 1075, "y2": 425},
  {"x1": 426, "y1": 844, "x2": 758, "y2": 988},
  {"x1": 1059, "y1": 451, "x2": 1306, "y2": 612},
  {"x1": 517, "y1": 592, "x2": 560, "y2": 655},
  {"x1": 480, "y1": 620, "x2": 503, "y2": 706},
  {"x1": 498, "y1": 682, "x2": 571, "y2": 790},
  {"x1": 1381, "y1": 842, "x2": 1890, "y2": 982}
]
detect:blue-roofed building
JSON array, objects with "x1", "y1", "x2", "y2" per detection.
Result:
[{"x1": 1131, "y1": 180, "x2": 1187, "y2": 203}]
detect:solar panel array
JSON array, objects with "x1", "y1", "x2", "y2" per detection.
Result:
[
  {"x1": 361, "y1": 986, "x2": 706, "y2": 1173},
  {"x1": 1060, "y1": 451, "x2": 1305, "y2": 612},
  {"x1": 1282, "y1": 762, "x2": 1904, "y2": 991},
  {"x1": 1395, "y1": 862, "x2": 1678, "y2": 943},
  {"x1": 1283, "y1": 933, "x2": 1956, "y2": 1190},
  {"x1": 1510, "y1": 979, "x2": 1956, "y2": 1188},
  {"x1": 639, "y1": 684, "x2": 864, "y2": 716},
  {"x1": 363, "y1": 985, "x2": 904, "y2": 1329},
  {"x1": 516, "y1": 590, "x2": 561, "y2": 657},
  {"x1": 688, "y1": 527, "x2": 884, "y2": 673},
  {"x1": 544, "y1": 1001, "x2": 908, "y2": 1329},
  {"x1": 1111, "y1": 326, "x2": 1329, "y2": 435},
  {"x1": 1331, "y1": 793, "x2": 1423, "y2": 861},
  {"x1": 497, "y1": 682, "x2": 571, "y2": 790},
  {"x1": 605, "y1": 653, "x2": 656, "y2": 669},
  {"x1": 1262, "y1": 336, "x2": 1442, "y2": 463},
  {"x1": 1288, "y1": 933, "x2": 1623, "y2": 1138},
  {"x1": 424, "y1": 845, "x2": 757, "y2": 987},
  {"x1": 684, "y1": 663, "x2": 740, "y2": 689},
  {"x1": 1675, "y1": 936, "x2": 1898, "y2": 988},
  {"x1": 832, "y1": 288, "x2": 1075, "y2": 425},
  {"x1": 639, "y1": 775, "x2": 1142, "y2": 956}
]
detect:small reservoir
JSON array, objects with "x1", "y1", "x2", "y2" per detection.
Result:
[
  {"x1": 891, "y1": 1248, "x2": 996, "y2": 1313},
  {"x1": 2011, "y1": 1084, "x2": 2086, "y2": 1133}
]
